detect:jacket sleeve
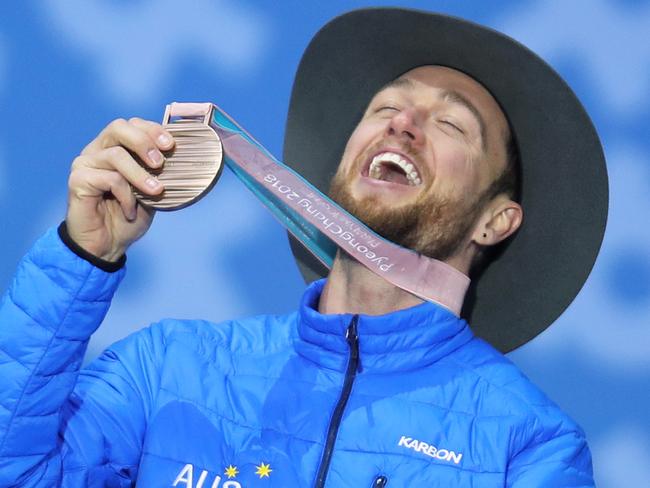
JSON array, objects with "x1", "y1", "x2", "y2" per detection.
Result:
[
  {"x1": 506, "y1": 427, "x2": 595, "y2": 487},
  {"x1": 0, "y1": 228, "x2": 162, "y2": 487}
]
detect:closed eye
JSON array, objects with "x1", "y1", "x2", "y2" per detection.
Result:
[{"x1": 440, "y1": 119, "x2": 465, "y2": 134}]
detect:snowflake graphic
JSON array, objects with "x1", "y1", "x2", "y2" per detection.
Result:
[
  {"x1": 40, "y1": 0, "x2": 270, "y2": 104},
  {"x1": 496, "y1": 0, "x2": 650, "y2": 115}
]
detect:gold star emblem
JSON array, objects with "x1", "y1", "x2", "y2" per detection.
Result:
[
  {"x1": 255, "y1": 462, "x2": 272, "y2": 478},
  {"x1": 224, "y1": 465, "x2": 239, "y2": 479}
]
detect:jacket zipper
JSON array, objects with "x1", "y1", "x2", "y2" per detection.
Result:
[
  {"x1": 372, "y1": 475, "x2": 388, "y2": 487},
  {"x1": 313, "y1": 315, "x2": 360, "y2": 488}
]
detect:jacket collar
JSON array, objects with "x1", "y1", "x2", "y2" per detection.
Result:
[{"x1": 294, "y1": 279, "x2": 474, "y2": 373}]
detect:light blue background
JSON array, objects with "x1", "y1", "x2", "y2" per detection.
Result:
[{"x1": 1, "y1": 1, "x2": 648, "y2": 486}]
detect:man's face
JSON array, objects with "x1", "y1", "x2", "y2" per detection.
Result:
[{"x1": 329, "y1": 65, "x2": 511, "y2": 260}]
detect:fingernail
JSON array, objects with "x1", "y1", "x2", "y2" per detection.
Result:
[
  {"x1": 148, "y1": 149, "x2": 163, "y2": 166},
  {"x1": 146, "y1": 176, "x2": 161, "y2": 189},
  {"x1": 157, "y1": 134, "x2": 172, "y2": 146}
]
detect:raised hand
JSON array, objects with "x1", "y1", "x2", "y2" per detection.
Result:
[{"x1": 66, "y1": 117, "x2": 174, "y2": 262}]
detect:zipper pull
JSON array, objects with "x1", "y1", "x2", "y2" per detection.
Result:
[
  {"x1": 345, "y1": 315, "x2": 360, "y2": 366},
  {"x1": 372, "y1": 475, "x2": 388, "y2": 487}
]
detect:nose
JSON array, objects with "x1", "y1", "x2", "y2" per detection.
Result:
[{"x1": 386, "y1": 107, "x2": 425, "y2": 147}]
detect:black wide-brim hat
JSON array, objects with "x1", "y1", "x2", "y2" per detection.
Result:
[{"x1": 282, "y1": 8, "x2": 608, "y2": 352}]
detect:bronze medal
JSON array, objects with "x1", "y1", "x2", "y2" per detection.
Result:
[{"x1": 134, "y1": 107, "x2": 223, "y2": 211}]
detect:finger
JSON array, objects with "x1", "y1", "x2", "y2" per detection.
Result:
[
  {"x1": 72, "y1": 147, "x2": 164, "y2": 196},
  {"x1": 70, "y1": 167, "x2": 138, "y2": 221},
  {"x1": 82, "y1": 118, "x2": 166, "y2": 169},
  {"x1": 128, "y1": 117, "x2": 175, "y2": 151}
]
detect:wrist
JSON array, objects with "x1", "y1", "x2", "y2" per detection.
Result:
[{"x1": 57, "y1": 221, "x2": 126, "y2": 272}]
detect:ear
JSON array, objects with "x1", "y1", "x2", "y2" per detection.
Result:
[{"x1": 471, "y1": 195, "x2": 523, "y2": 246}]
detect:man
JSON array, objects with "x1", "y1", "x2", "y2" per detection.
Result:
[{"x1": 0, "y1": 8, "x2": 606, "y2": 487}]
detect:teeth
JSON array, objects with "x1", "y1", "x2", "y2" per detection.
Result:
[{"x1": 368, "y1": 152, "x2": 422, "y2": 186}]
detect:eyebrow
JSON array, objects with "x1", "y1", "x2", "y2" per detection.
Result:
[{"x1": 378, "y1": 79, "x2": 487, "y2": 151}]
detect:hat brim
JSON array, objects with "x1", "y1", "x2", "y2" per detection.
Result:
[{"x1": 282, "y1": 8, "x2": 608, "y2": 352}]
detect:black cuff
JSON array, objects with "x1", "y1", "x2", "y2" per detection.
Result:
[{"x1": 57, "y1": 221, "x2": 126, "y2": 273}]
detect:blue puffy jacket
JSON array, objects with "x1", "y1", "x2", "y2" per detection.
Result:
[{"x1": 0, "y1": 228, "x2": 594, "y2": 487}]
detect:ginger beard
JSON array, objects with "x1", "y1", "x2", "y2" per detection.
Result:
[{"x1": 328, "y1": 153, "x2": 490, "y2": 261}]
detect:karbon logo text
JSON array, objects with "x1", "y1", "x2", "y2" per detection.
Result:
[{"x1": 398, "y1": 435, "x2": 463, "y2": 465}]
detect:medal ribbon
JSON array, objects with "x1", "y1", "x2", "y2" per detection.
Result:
[{"x1": 166, "y1": 103, "x2": 470, "y2": 315}]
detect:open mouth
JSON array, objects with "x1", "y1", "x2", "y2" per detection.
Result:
[{"x1": 366, "y1": 151, "x2": 422, "y2": 186}]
